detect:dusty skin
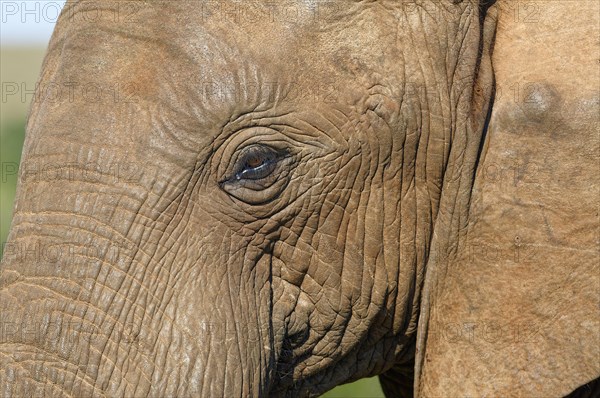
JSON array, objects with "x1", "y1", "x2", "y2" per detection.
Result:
[{"x1": 0, "y1": 0, "x2": 598, "y2": 397}]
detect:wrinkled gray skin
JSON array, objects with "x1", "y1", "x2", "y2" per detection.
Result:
[{"x1": 1, "y1": 0, "x2": 598, "y2": 397}]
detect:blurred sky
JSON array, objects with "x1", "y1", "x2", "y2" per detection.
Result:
[{"x1": 1, "y1": 0, "x2": 66, "y2": 45}]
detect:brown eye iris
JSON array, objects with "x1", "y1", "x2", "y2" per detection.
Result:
[{"x1": 246, "y1": 155, "x2": 264, "y2": 168}]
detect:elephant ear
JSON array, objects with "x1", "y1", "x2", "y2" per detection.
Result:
[{"x1": 415, "y1": 1, "x2": 600, "y2": 397}]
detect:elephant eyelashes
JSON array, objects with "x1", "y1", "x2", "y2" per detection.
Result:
[{"x1": 220, "y1": 143, "x2": 292, "y2": 205}]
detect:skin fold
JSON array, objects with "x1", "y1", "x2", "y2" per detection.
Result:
[{"x1": 0, "y1": 0, "x2": 597, "y2": 397}]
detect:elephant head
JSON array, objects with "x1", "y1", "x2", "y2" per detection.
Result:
[{"x1": 1, "y1": 0, "x2": 597, "y2": 397}]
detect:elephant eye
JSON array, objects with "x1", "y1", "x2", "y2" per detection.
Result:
[
  {"x1": 234, "y1": 145, "x2": 280, "y2": 181},
  {"x1": 220, "y1": 143, "x2": 292, "y2": 205}
]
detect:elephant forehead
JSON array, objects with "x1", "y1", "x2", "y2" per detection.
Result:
[
  {"x1": 167, "y1": 1, "x2": 407, "y2": 101},
  {"x1": 48, "y1": 0, "x2": 471, "y2": 155},
  {"x1": 58, "y1": 1, "x2": 409, "y2": 99}
]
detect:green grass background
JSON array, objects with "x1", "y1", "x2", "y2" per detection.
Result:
[
  {"x1": 0, "y1": 47, "x2": 384, "y2": 397},
  {"x1": 0, "y1": 47, "x2": 37, "y2": 259}
]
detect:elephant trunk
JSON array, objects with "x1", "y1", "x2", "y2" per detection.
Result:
[{"x1": 0, "y1": 125, "x2": 276, "y2": 396}]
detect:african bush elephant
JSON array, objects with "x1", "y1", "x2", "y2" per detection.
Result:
[{"x1": 0, "y1": 0, "x2": 598, "y2": 396}]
